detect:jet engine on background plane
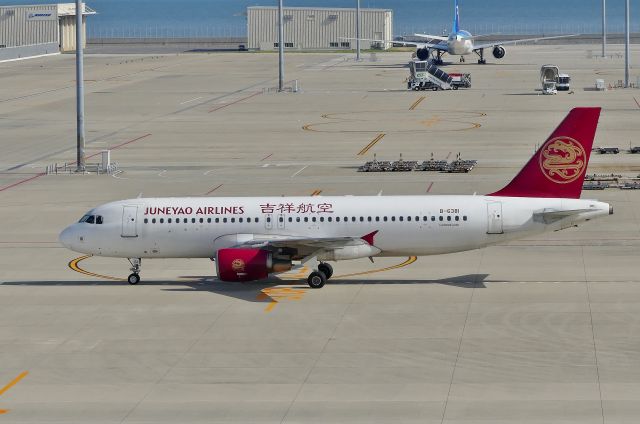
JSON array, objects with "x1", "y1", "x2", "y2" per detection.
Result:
[
  {"x1": 216, "y1": 248, "x2": 292, "y2": 282},
  {"x1": 416, "y1": 48, "x2": 430, "y2": 61},
  {"x1": 492, "y1": 45, "x2": 505, "y2": 59}
]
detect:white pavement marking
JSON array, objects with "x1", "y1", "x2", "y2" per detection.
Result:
[
  {"x1": 179, "y1": 96, "x2": 204, "y2": 105},
  {"x1": 290, "y1": 165, "x2": 308, "y2": 178}
]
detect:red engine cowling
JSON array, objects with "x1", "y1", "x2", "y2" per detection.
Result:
[{"x1": 216, "y1": 248, "x2": 292, "y2": 282}]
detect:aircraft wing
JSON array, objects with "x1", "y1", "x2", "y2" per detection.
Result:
[
  {"x1": 533, "y1": 208, "x2": 594, "y2": 224},
  {"x1": 413, "y1": 33, "x2": 449, "y2": 41},
  {"x1": 473, "y1": 34, "x2": 580, "y2": 50},
  {"x1": 237, "y1": 233, "x2": 376, "y2": 250},
  {"x1": 339, "y1": 37, "x2": 447, "y2": 50}
]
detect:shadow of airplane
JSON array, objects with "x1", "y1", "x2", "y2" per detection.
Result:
[{"x1": 1, "y1": 274, "x2": 488, "y2": 304}]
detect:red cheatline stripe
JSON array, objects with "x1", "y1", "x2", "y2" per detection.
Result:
[
  {"x1": 209, "y1": 92, "x2": 261, "y2": 113},
  {"x1": 0, "y1": 134, "x2": 152, "y2": 193},
  {"x1": 204, "y1": 184, "x2": 223, "y2": 195},
  {"x1": 426, "y1": 182, "x2": 434, "y2": 193},
  {"x1": 0, "y1": 173, "x2": 46, "y2": 193}
]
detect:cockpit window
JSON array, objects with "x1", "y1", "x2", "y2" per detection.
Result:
[{"x1": 79, "y1": 214, "x2": 103, "y2": 224}]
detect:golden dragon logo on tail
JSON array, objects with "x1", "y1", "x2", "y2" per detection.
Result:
[{"x1": 538, "y1": 137, "x2": 586, "y2": 184}]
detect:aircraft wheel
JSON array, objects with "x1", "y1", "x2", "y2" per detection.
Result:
[
  {"x1": 452, "y1": 85, "x2": 458, "y2": 90},
  {"x1": 307, "y1": 271, "x2": 327, "y2": 289},
  {"x1": 128, "y1": 273, "x2": 140, "y2": 285},
  {"x1": 318, "y1": 263, "x2": 333, "y2": 279}
]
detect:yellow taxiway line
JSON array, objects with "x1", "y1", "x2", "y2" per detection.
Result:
[
  {"x1": 357, "y1": 133, "x2": 386, "y2": 156},
  {"x1": 68, "y1": 255, "x2": 126, "y2": 281},
  {"x1": 409, "y1": 96, "x2": 426, "y2": 110},
  {"x1": 0, "y1": 371, "x2": 28, "y2": 414}
]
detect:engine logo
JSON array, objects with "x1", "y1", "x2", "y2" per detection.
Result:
[
  {"x1": 539, "y1": 136, "x2": 586, "y2": 184},
  {"x1": 231, "y1": 258, "x2": 245, "y2": 273}
]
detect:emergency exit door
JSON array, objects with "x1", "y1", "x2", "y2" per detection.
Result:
[
  {"x1": 121, "y1": 206, "x2": 138, "y2": 237},
  {"x1": 487, "y1": 202, "x2": 503, "y2": 234}
]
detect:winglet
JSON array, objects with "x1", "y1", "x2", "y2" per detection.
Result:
[
  {"x1": 361, "y1": 231, "x2": 378, "y2": 246},
  {"x1": 488, "y1": 107, "x2": 600, "y2": 199}
]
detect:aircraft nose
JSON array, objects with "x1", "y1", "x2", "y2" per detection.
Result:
[{"x1": 58, "y1": 226, "x2": 75, "y2": 249}]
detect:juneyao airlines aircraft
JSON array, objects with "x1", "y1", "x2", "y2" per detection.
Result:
[
  {"x1": 60, "y1": 108, "x2": 611, "y2": 288},
  {"x1": 353, "y1": 0, "x2": 577, "y2": 64}
]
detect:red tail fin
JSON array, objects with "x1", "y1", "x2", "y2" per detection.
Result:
[{"x1": 489, "y1": 107, "x2": 601, "y2": 199}]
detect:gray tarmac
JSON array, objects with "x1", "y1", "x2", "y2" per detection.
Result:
[{"x1": 1, "y1": 44, "x2": 640, "y2": 423}]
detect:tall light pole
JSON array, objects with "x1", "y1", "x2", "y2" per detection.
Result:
[
  {"x1": 75, "y1": 0, "x2": 85, "y2": 172},
  {"x1": 601, "y1": 0, "x2": 606, "y2": 57},
  {"x1": 356, "y1": 0, "x2": 361, "y2": 61},
  {"x1": 278, "y1": 0, "x2": 284, "y2": 92},
  {"x1": 624, "y1": 0, "x2": 630, "y2": 87}
]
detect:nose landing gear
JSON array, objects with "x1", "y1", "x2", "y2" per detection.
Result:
[{"x1": 127, "y1": 258, "x2": 141, "y2": 285}]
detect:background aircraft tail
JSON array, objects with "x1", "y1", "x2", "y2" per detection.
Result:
[
  {"x1": 488, "y1": 107, "x2": 601, "y2": 199},
  {"x1": 453, "y1": 0, "x2": 460, "y2": 33}
]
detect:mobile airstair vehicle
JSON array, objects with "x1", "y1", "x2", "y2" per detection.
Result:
[{"x1": 408, "y1": 60, "x2": 471, "y2": 91}]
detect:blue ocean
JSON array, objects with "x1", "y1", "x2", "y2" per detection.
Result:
[{"x1": 1, "y1": 0, "x2": 638, "y2": 37}]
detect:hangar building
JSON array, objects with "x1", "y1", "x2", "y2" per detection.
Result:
[
  {"x1": 0, "y1": 3, "x2": 95, "y2": 62},
  {"x1": 247, "y1": 6, "x2": 393, "y2": 51}
]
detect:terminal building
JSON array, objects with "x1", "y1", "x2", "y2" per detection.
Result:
[
  {"x1": 247, "y1": 6, "x2": 393, "y2": 51},
  {"x1": 0, "y1": 3, "x2": 95, "y2": 62}
]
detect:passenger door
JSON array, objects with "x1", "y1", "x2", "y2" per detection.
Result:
[
  {"x1": 121, "y1": 205, "x2": 138, "y2": 237},
  {"x1": 487, "y1": 202, "x2": 503, "y2": 234}
]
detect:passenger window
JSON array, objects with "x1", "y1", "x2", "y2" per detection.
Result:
[
  {"x1": 223, "y1": 218, "x2": 227, "y2": 223},
  {"x1": 231, "y1": 218, "x2": 235, "y2": 223},
  {"x1": 144, "y1": 218, "x2": 148, "y2": 224},
  {"x1": 359, "y1": 217, "x2": 364, "y2": 222},
  {"x1": 367, "y1": 217, "x2": 372, "y2": 222},
  {"x1": 191, "y1": 218, "x2": 195, "y2": 223},
  {"x1": 455, "y1": 216, "x2": 459, "y2": 221},
  {"x1": 288, "y1": 217, "x2": 292, "y2": 223},
  {"x1": 168, "y1": 218, "x2": 172, "y2": 224},
  {"x1": 152, "y1": 218, "x2": 156, "y2": 224},
  {"x1": 255, "y1": 218, "x2": 259, "y2": 223},
  {"x1": 304, "y1": 217, "x2": 309, "y2": 222},
  {"x1": 415, "y1": 216, "x2": 419, "y2": 221},
  {"x1": 160, "y1": 218, "x2": 164, "y2": 224},
  {"x1": 431, "y1": 216, "x2": 436, "y2": 221},
  {"x1": 407, "y1": 216, "x2": 412, "y2": 222},
  {"x1": 439, "y1": 216, "x2": 443, "y2": 221},
  {"x1": 399, "y1": 217, "x2": 404, "y2": 222},
  {"x1": 463, "y1": 216, "x2": 467, "y2": 221},
  {"x1": 278, "y1": 217, "x2": 283, "y2": 223},
  {"x1": 328, "y1": 217, "x2": 333, "y2": 222},
  {"x1": 447, "y1": 216, "x2": 451, "y2": 221},
  {"x1": 247, "y1": 217, "x2": 252, "y2": 223},
  {"x1": 215, "y1": 218, "x2": 220, "y2": 223},
  {"x1": 320, "y1": 217, "x2": 324, "y2": 222},
  {"x1": 336, "y1": 217, "x2": 340, "y2": 222},
  {"x1": 296, "y1": 217, "x2": 301, "y2": 222},
  {"x1": 375, "y1": 217, "x2": 380, "y2": 222},
  {"x1": 266, "y1": 217, "x2": 271, "y2": 223},
  {"x1": 207, "y1": 218, "x2": 211, "y2": 223},
  {"x1": 383, "y1": 217, "x2": 388, "y2": 222},
  {"x1": 312, "y1": 217, "x2": 317, "y2": 222},
  {"x1": 423, "y1": 216, "x2": 428, "y2": 221},
  {"x1": 391, "y1": 216, "x2": 396, "y2": 222}
]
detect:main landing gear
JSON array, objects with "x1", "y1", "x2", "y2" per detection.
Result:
[
  {"x1": 475, "y1": 48, "x2": 486, "y2": 64},
  {"x1": 307, "y1": 262, "x2": 333, "y2": 289},
  {"x1": 127, "y1": 258, "x2": 141, "y2": 285}
]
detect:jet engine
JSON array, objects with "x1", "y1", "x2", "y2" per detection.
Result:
[
  {"x1": 416, "y1": 48, "x2": 430, "y2": 61},
  {"x1": 216, "y1": 248, "x2": 292, "y2": 282},
  {"x1": 492, "y1": 45, "x2": 506, "y2": 59}
]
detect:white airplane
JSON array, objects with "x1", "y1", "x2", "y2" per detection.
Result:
[
  {"x1": 352, "y1": 0, "x2": 577, "y2": 64},
  {"x1": 60, "y1": 108, "x2": 611, "y2": 288}
]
